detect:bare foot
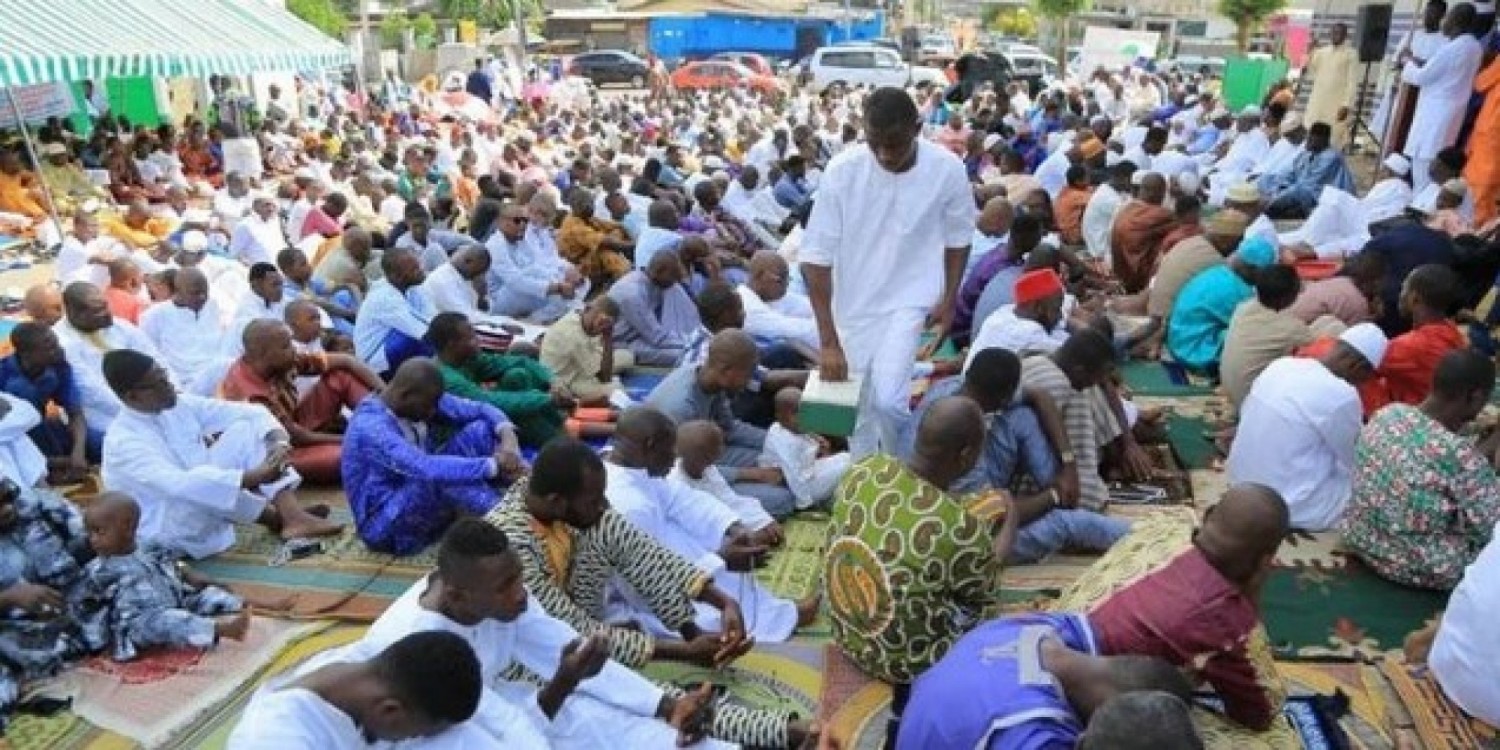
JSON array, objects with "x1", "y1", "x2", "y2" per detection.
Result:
[
  {"x1": 796, "y1": 592, "x2": 822, "y2": 628},
  {"x1": 215, "y1": 610, "x2": 251, "y2": 642},
  {"x1": 279, "y1": 513, "x2": 344, "y2": 541}
]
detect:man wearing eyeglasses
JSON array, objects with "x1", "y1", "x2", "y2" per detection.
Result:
[{"x1": 483, "y1": 200, "x2": 586, "y2": 325}]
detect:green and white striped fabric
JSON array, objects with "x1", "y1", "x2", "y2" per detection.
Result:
[{"x1": 0, "y1": 0, "x2": 352, "y2": 88}]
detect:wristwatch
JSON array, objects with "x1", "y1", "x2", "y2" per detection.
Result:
[{"x1": 1059, "y1": 450, "x2": 1076, "y2": 465}]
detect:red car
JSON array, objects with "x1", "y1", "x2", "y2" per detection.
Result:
[
  {"x1": 709, "y1": 52, "x2": 775, "y2": 77},
  {"x1": 671, "y1": 61, "x2": 782, "y2": 95}
]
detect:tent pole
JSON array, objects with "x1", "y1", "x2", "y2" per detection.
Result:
[{"x1": 4, "y1": 86, "x2": 65, "y2": 251}]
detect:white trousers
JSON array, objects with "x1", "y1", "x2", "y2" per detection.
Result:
[
  {"x1": 606, "y1": 568, "x2": 798, "y2": 643},
  {"x1": 840, "y1": 308, "x2": 926, "y2": 459},
  {"x1": 412, "y1": 683, "x2": 739, "y2": 749}
]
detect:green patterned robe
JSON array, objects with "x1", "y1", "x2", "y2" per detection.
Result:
[{"x1": 824, "y1": 453, "x2": 1003, "y2": 684}]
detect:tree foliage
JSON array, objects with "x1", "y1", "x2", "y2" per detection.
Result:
[
  {"x1": 435, "y1": 0, "x2": 540, "y2": 29},
  {"x1": 1032, "y1": 0, "x2": 1087, "y2": 63},
  {"x1": 412, "y1": 12, "x2": 439, "y2": 48},
  {"x1": 983, "y1": 7, "x2": 1038, "y2": 38},
  {"x1": 287, "y1": 0, "x2": 348, "y2": 38},
  {"x1": 1218, "y1": 0, "x2": 1288, "y2": 52},
  {"x1": 379, "y1": 11, "x2": 411, "y2": 49}
]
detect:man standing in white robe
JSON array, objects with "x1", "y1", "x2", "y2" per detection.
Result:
[
  {"x1": 1402, "y1": 2, "x2": 1485, "y2": 192},
  {"x1": 803, "y1": 87, "x2": 975, "y2": 457},
  {"x1": 1372, "y1": 0, "x2": 1451, "y2": 138},
  {"x1": 55, "y1": 281, "x2": 167, "y2": 432},
  {"x1": 354, "y1": 518, "x2": 732, "y2": 749},
  {"x1": 138, "y1": 267, "x2": 230, "y2": 387},
  {"x1": 98, "y1": 350, "x2": 341, "y2": 559},
  {"x1": 604, "y1": 409, "x2": 804, "y2": 643},
  {"x1": 228, "y1": 631, "x2": 485, "y2": 749}
]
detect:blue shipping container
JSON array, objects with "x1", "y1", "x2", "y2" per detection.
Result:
[{"x1": 649, "y1": 12, "x2": 883, "y2": 61}]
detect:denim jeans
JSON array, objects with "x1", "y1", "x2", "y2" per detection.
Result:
[
  {"x1": 951, "y1": 406, "x2": 1131, "y2": 563},
  {"x1": 950, "y1": 405, "x2": 1058, "y2": 495},
  {"x1": 1009, "y1": 509, "x2": 1131, "y2": 564}
]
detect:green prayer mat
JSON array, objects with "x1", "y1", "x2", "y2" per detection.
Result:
[
  {"x1": 1261, "y1": 538, "x2": 1448, "y2": 660},
  {"x1": 1120, "y1": 359, "x2": 1216, "y2": 398},
  {"x1": 1163, "y1": 410, "x2": 1220, "y2": 470}
]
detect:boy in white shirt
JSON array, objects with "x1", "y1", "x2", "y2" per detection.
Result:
[
  {"x1": 758, "y1": 388, "x2": 851, "y2": 512},
  {"x1": 669, "y1": 420, "x2": 782, "y2": 542}
]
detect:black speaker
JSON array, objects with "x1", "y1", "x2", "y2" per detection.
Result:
[{"x1": 1355, "y1": 4, "x2": 1394, "y2": 63}]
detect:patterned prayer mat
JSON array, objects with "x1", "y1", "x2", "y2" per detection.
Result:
[
  {"x1": 1379, "y1": 660, "x2": 1499, "y2": 749},
  {"x1": 1261, "y1": 532, "x2": 1448, "y2": 660},
  {"x1": 6, "y1": 620, "x2": 336, "y2": 750},
  {"x1": 191, "y1": 489, "x2": 435, "y2": 623}
]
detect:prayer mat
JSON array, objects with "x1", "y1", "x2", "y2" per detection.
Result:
[
  {"x1": 1132, "y1": 394, "x2": 1229, "y2": 471},
  {"x1": 1120, "y1": 359, "x2": 1217, "y2": 397},
  {"x1": 1261, "y1": 532, "x2": 1448, "y2": 660},
  {"x1": 997, "y1": 505, "x2": 1200, "y2": 613},
  {"x1": 621, "y1": 368, "x2": 669, "y2": 402},
  {"x1": 191, "y1": 489, "x2": 436, "y2": 622},
  {"x1": 6, "y1": 619, "x2": 334, "y2": 750},
  {"x1": 1379, "y1": 660, "x2": 1499, "y2": 750},
  {"x1": 641, "y1": 640, "x2": 824, "y2": 728}
]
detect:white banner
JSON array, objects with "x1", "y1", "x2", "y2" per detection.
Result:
[
  {"x1": 0, "y1": 82, "x2": 76, "y2": 128},
  {"x1": 1079, "y1": 27, "x2": 1162, "y2": 78}
]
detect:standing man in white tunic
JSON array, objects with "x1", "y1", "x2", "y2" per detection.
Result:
[
  {"x1": 802, "y1": 87, "x2": 975, "y2": 457},
  {"x1": 1401, "y1": 2, "x2": 1485, "y2": 192}
]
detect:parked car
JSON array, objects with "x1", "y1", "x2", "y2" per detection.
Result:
[
  {"x1": 806, "y1": 45, "x2": 910, "y2": 93},
  {"x1": 566, "y1": 50, "x2": 650, "y2": 87},
  {"x1": 998, "y1": 50, "x2": 1059, "y2": 95},
  {"x1": 708, "y1": 51, "x2": 775, "y2": 77},
  {"x1": 672, "y1": 61, "x2": 782, "y2": 95},
  {"x1": 918, "y1": 34, "x2": 955, "y2": 57},
  {"x1": 834, "y1": 37, "x2": 903, "y2": 53}
]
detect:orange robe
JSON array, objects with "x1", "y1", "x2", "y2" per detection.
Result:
[
  {"x1": 1464, "y1": 58, "x2": 1500, "y2": 229},
  {"x1": 1376, "y1": 320, "x2": 1466, "y2": 406},
  {"x1": 1054, "y1": 185, "x2": 1092, "y2": 246},
  {"x1": 0, "y1": 171, "x2": 48, "y2": 219},
  {"x1": 556, "y1": 216, "x2": 632, "y2": 283},
  {"x1": 101, "y1": 216, "x2": 172, "y2": 250},
  {"x1": 1110, "y1": 201, "x2": 1175, "y2": 294}
]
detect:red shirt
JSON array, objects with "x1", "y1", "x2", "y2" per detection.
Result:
[
  {"x1": 218, "y1": 353, "x2": 327, "y2": 428},
  {"x1": 1378, "y1": 320, "x2": 1465, "y2": 406},
  {"x1": 103, "y1": 287, "x2": 144, "y2": 325},
  {"x1": 1087, "y1": 546, "x2": 1276, "y2": 731}
]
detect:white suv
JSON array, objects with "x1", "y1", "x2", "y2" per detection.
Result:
[{"x1": 807, "y1": 46, "x2": 910, "y2": 93}]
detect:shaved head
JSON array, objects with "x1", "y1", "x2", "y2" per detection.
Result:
[
  {"x1": 1197, "y1": 482, "x2": 1290, "y2": 584},
  {"x1": 88, "y1": 492, "x2": 140, "y2": 525},
  {"x1": 23, "y1": 284, "x2": 62, "y2": 325},
  {"x1": 242, "y1": 318, "x2": 291, "y2": 355},
  {"x1": 747, "y1": 250, "x2": 786, "y2": 277},
  {"x1": 615, "y1": 406, "x2": 676, "y2": 446},
  {"x1": 914, "y1": 397, "x2": 986, "y2": 460},
  {"x1": 705, "y1": 329, "x2": 759, "y2": 370}
]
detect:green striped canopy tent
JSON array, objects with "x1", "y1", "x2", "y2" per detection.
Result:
[{"x1": 0, "y1": 0, "x2": 352, "y2": 88}]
